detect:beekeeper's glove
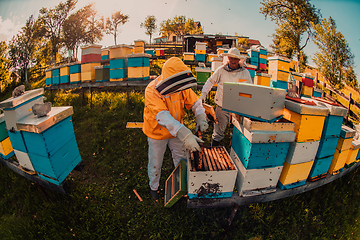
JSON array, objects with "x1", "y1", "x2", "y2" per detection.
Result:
[
  {"x1": 199, "y1": 92, "x2": 207, "y2": 102},
  {"x1": 177, "y1": 126, "x2": 203, "y2": 152},
  {"x1": 195, "y1": 114, "x2": 208, "y2": 132}
]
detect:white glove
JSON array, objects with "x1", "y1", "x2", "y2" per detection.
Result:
[
  {"x1": 195, "y1": 114, "x2": 208, "y2": 132},
  {"x1": 177, "y1": 126, "x2": 203, "y2": 152},
  {"x1": 199, "y1": 92, "x2": 207, "y2": 102}
]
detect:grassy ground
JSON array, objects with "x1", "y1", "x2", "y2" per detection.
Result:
[{"x1": 1, "y1": 85, "x2": 360, "y2": 239}]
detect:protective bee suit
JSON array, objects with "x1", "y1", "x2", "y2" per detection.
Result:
[{"x1": 143, "y1": 57, "x2": 208, "y2": 198}]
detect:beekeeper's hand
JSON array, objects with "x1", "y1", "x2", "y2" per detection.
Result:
[
  {"x1": 177, "y1": 126, "x2": 203, "y2": 152},
  {"x1": 195, "y1": 114, "x2": 208, "y2": 132},
  {"x1": 199, "y1": 92, "x2": 207, "y2": 102}
]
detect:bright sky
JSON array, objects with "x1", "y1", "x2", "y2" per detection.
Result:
[{"x1": 0, "y1": 0, "x2": 359, "y2": 77}]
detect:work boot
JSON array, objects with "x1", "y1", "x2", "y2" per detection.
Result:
[
  {"x1": 150, "y1": 189, "x2": 159, "y2": 200},
  {"x1": 212, "y1": 139, "x2": 220, "y2": 147}
]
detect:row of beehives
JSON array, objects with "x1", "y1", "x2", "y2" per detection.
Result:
[
  {"x1": 44, "y1": 41, "x2": 165, "y2": 85},
  {"x1": 0, "y1": 88, "x2": 82, "y2": 186},
  {"x1": 187, "y1": 83, "x2": 359, "y2": 199}
]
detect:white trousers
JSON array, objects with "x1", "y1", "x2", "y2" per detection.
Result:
[
  {"x1": 212, "y1": 105, "x2": 230, "y2": 142},
  {"x1": 147, "y1": 137, "x2": 186, "y2": 191}
]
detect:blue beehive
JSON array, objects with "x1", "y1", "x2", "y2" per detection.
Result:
[
  {"x1": 52, "y1": 67, "x2": 60, "y2": 85},
  {"x1": 16, "y1": 106, "x2": 81, "y2": 185},
  {"x1": 110, "y1": 58, "x2": 128, "y2": 81},
  {"x1": 231, "y1": 116, "x2": 296, "y2": 169}
]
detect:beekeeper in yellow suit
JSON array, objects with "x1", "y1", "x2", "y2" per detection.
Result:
[{"x1": 143, "y1": 57, "x2": 208, "y2": 200}]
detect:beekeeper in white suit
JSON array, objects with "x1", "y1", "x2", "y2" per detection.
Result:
[
  {"x1": 143, "y1": 57, "x2": 208, "y2": 200},
  {"x1": 199, "y1": 47, "x2": 253, "y2": 146}
]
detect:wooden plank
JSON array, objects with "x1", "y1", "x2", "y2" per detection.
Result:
[{"x1": 126, "y1": 122, "x2": 144, "y2": 129}]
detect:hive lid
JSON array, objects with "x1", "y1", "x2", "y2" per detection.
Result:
[
  {"x1": 255, "y1": 72, "x2": 272, "y2": 78},
  {"x1": 108, "y1": 44, "x2": 133, "y2": 49},
  {"x1": 285, "y1": 99, "x2": 329, "y2": 116},
  {"x1": 195, "y1": 67, "x2": 212, "y2": 73},
  {"x1": 302, "y1": 97, "x2": 347, "y2": 117},
  {"x1": 340, "y1": 125, "x2": 356, "y2": 139},
  {"x1": 126, "y1": 53, "x2": 151, "y2": 58},
  {"x1": 16, "y1": 106, "x2": 73, "y2": 133},
  {"x1": 81, "y1": 44, "x2": 102, "y2": 49},
  {"x1": 0, "y1": 88, "x2": 44, "y2": 110},
  {"x1": 234, "y1": 114, "x2": 295, "y2": 132},
  {"x1": 267, "y1": 55, "x2": 291, "y2": 62}
]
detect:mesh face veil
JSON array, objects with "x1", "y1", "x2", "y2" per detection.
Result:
[{"x1": 155, "y1": 70, "x2": 197, "y2": 95}]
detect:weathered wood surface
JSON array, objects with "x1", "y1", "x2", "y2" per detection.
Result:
[{"x1": 187, "y1": 161, "x2": 360, "y2": 208}]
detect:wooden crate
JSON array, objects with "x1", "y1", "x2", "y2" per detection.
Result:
[
  {"x1": 278, "y1": 160, "x2": 314, "y2": 189},
  {"x1": 328, "y1": 149, "x2": 349, "y2": 175},
  {"x1": 285, "y1": 141, "x2": 320, "y2": 165},
  {"x1": 283, "y1": 99, "x2": 328, "y2": 142},
  {"x1": 254, "y1": 73, "x2": 271, "y2": 87},
  {"x1": 187, "y1": 147, "x2": 237, "y2": 199},
  {"x1": 231, "y1": 117, "x2": 295, "y2": 169},
  {"x1": 230, "y1": 148, "x2": 282, "y2": 197},
  {"x1": 223, "y1": 82, "x2": 286, "y2": 122}
]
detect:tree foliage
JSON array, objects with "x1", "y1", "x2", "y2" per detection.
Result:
[
  {"x1": 312, "y1": 17, "x2": 354, "y2": 87},
  {"x1": 159, "y1": 15, "x2": 203, "y2": 40},
  {"x1": 0, "y1": 41, "x2": 11, "y2": 92},
  {"x1": 260, "y1": 0, "x2": 320, "y2": 72},
  {"x1": 140, "y1": 15, "x2": 157, "y2": 44},
  {"x1": 62, "y1": 3, "x2": 104, "y2": 60},
  {"x1": 38, "y1": 0, "x2": 77, "y2": 65},
  {"x1": 105, "y1": 11, "x2": 129, "y2": 45},
  {"x1": 344, "y1": 66, "x2": 358, "y2": 90},
  {"x1": 8, "y1": 15, "x2": 44, "y2": 85}
]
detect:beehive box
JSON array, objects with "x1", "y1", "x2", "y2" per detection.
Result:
[
  {"x1": 183, "y1": 52, "x2": 195, "y2": 61},
  {"x1": 0, "y1": 114, "x2": 8, "y2": 142},
  {"x1": 308, "y1": 155, "x2": 333, "y2": 179},
  {"x1": 70, "y1": 73, "x2": 81, "y2": 83},
  {"x1": 0, "y1": 137, "x2": 14, "y2": 159},
  {"x1": 195, "y1": 67, "x2": 211, "y2": 85},
  {"x1": 110, "y1": 69, "x2": 128, "y2": 81},
  {"x1": 95, "y1": 65, "x2": 110, "y2": 82},
  {"x1": 316, "y1": 136, "x2": 339, "y2": 159},
  {"x1": 231, "y1": 115, "x2": 296, "y2": 169},
  {"x1": 259, "y1": 63, "x2": 267, "y2": 70},
  {"x1": 69, "y1": 62, "x2": 81, "y2": 74},
  {"x1": 245, "y1": 64, "x2": 257, "y2": 79},
  {"x1": 145, "y1": 49, "x2": 154, "y2": 56},
  {"x1": 346, "y1": 139, "x2": 360, "y2": 165},
  {"x1": 195, "y1": 54, "x2": 206, "y2": 62},
  {"x1": 223, "y1": 82, "x2": 286, "y2": 122},
  {"x1": 101, "y1": 48, "x2": 109, "y2": 60},
  {"x1": 212, "y1": 57, "x2": 224, "y2": 72},
  {"x1": 301, "y1": 85, "x2": 313, "y2": 97},
  {"x1": 81, "y1": 62, "x2": 101, "y2": 82},
  {"x1": 286, "y1": 141, "x2": 320, "y2": 165},
  {"x1": 126, "y1": 53, "x2": 150, "y2": 80},
  {"x1": 17, "y1": 106, "x2": 81, "y2": 185},
  {"x1": 328, "y1": 149, "x2": 350, "y2": 175},
  {"x1": 187, "y1": 146, "x2": 237, "y2": 199},
  {"x1": 195, "y1": 42, "x2": 206, "y2": 51},
  {"x1": 127, "y1": 53, "x2": 150, "y2": 67},
  {"x1": 268, "y1": 56, "x2": 291, "y2": 72},
  {"x1": 13, "y1": 149, "x2": 35, "y2": 171},
  {"x1": 195, "y1": 49, "x2": 206, "y2": 54},
  {"x1": 230, "y1": 148, "x2": 283, "y2": 197},
  {"x1": 283, "y1": 99, "x2": 328, "y2": 142},
  {"x1": 246, "y1": 49, "x2": 259, "y2": 58},
  {"x1": 217, "y1": 48, "x2": 228, "y2": 55},
  {"x1": 254, "y1": 73, "x2": 271, "y2": 87},
  {"x1": 81, "y1": 44, "x2": 102, "y2": 55},
  {"x1": 302, "y1": 73, "x2": 314, "y2": 87},
  {"x1": 0, "y1": 88, "x2": 44, "y2": 131},
  {"x1": 109, "y1": 44, "x2": 133, "y2": 59},
  {"x1": 268, "y1": 69, "x2": 289, "y2": 82},
  {"x1": 45, "y1": 69, "x2": 52, "y2": 86},
  {"x1": 52, "y1": 67, "x2": 60, "y2": 85},
  {"x1": 207, "y1": 53, "x2": 218, "y2": 62},
  {"x1": 128, "y1": 67, "x2": 150, "y2": 81},
  {"x1": 155, "y1": 48, "x2": 164, "y2": 56},
  {"x1": 278, "y1": 160, "x2": 314, "y2": 189},
  {"x1": 59, "y1": 64, "x2": 70, "y2": 84},
  {"x1": 313, "y1": 88, "x2": 323, "y2": 98},
  {"x1": 7, "y1": 130, "x2": 27, "y2": 152},
  {"x1": 291, "y1": 72, "x2": 302, "y2": 82},
  {"x1": 271, "y1": 79, "x2": 288, "y2": 90}
]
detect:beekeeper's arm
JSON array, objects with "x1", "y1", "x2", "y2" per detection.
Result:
[
  {"x1": 156, "y1": 111, "x2": 203, "y2": 152},
  {"x1": 199, "y1": 68, "x2": 221, "y2": 102}
]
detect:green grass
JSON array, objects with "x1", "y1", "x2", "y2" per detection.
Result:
[{"x1": 1, "y1": 86, "x2": 360, "y2": 239}]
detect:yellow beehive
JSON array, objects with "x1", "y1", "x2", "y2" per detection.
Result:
[
  {"x1": 216, "y1": 41, "x2": 222, "y2": 46},
  {"x1": 268, "y1": 69, "x2": 289, "y2": 82},
  {"x1": 259, "y1": 54, "x2": 267, "y2": 59},
  {"x1": 254, "y1": 73, "x2": 271, "y2": 87},
  {"x1": 101, "y1": 48, "x2": 109, "y2": 56},
  {"x1": 268, "y1": 56, "x2": 290, "y2": 72},
  {"x1": 81, "y1": 72, "x2": 95, "y2": 82},
  {"x1": 346, "y1": 147, "x2": 359, "y2": 165},
  {"x1": 217, "y1": 48, "x2": 227, "y2": 55},
  {"x1": 81, "y1": 62, "x2": 100, "y2": 73},
  {"x1": 328, "y1": 149, "x2": 350, "y2": 175},
  {"x1": 207, "y1": 53, "x2": 218, "y2": 62},
  {"x1": 133, "y1": 46, "x2": 145, "y2": 54},
  {"x1": 0, "y1": 137, "x2": 13, "y2": 156},
  {"x1": 70, "y1": 73, "x2": 81, "y2": 83},
  {"x1": 283, "y1": 108, "x2": 326, "y2": 142},
  {"x1": 155, "y1": 48, "x2": 165, "y2": 56},
  {"x1": 183, "y1": 52, "x2": 195, "y2": 61},
  {"x1": 134, "y1": 40, "x2": 145, "y2": 47},
  {"x1": 46, "y1": 70, "x2": 52, "y2": 79},
  {"x1": 291, "y1": 72, "x2": 302, "y2": 82},
  {"x1": 195, "y1": 49, "x2": 206, "y2": 55},
  {"x1": 336, "y1": 137, "x2": 354, "y2": 151},
  {"x1": 128, "y1": 67, "x2": 150, "y2": 79},
  {"x1": 278, "y1": 160, "x2": 314, "y2": 186},
  {"x1": 109, "y1": 45, "x2": 133, "y2": 59},
  {"x1": 301, "y1": 85, "x2": 313, "y2": 97},
  {"x1": 60, "y1": 66, "x2": 70, "y2": 76}
]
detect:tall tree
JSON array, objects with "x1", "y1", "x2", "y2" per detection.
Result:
[
  {"x1": 39, "y1": 0, "x2": 77, "y2": 66},
  {"x1": 0, "y1": 41, "x2": 11, "y2": 93},
  {"x1": 105, "y1": 11, "x2": 129, "y2": 45},
  {"x1": 140, "y1": 15, "x2": 157, "y2": 44},
  {"x1": 260, "y1": 0, "x2": 320, "y2": 72},
  {"x1": 159, "y1": 15, "x2": 203, "y2": 41},
  {"x1": 312, "y1": 17, "x2": 354, "y2": 87},
  {"x1": 344, "y1": 66, "x2": 358, "y2": 90},
  {"x1": 8, "y1": 15, "x2": 44, "y2": 85},
  {"x1": 62, "y1": 3, "x2": 103, "y2": 61}
]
